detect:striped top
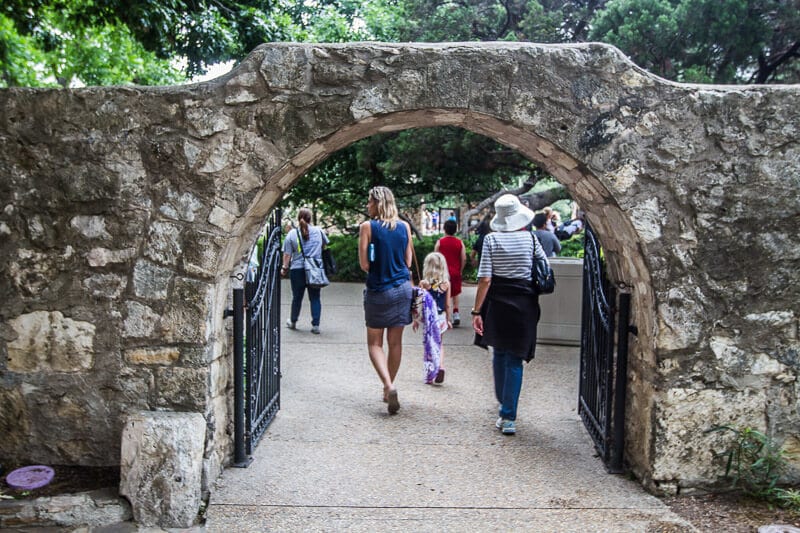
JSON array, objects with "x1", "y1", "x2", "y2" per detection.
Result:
[{"x1": 477, "y1": 230, "x2": 549, "y2": 280}]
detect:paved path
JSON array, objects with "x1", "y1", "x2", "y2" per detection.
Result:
[{"x1": 205, "y1": 282, "x2": 693, "y2": 532}]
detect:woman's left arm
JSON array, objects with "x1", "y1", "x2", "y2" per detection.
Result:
[
  {"x1": 358, "y1": 222, "x2": 371, "y2": 273},
  {"x1": 471, "y1": 276, "x2": 491, "y2": 335}
]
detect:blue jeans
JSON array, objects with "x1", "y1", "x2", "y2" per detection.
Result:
[
  {"x1": 493, "y1": 349, "x2": 524, "y2": 421},
  {"x1": 289, "y1": 268, "x2": 321, "y2": 326}
]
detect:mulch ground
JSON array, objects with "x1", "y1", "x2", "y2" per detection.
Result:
[{"x1": 661, "y1": 492, "x2": 800, "y2": 532}]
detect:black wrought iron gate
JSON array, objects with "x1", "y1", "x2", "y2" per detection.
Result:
[
  {"x1": 578, "y1": 223, "x2": 633, "y2": 473},
  {"x1": 229, "y1": 210, "x2": 282, "y2": 466}
]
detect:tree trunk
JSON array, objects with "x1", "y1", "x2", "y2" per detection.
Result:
[{"x1": 459, "y1": 181, "x2": 568, "y2": 238}]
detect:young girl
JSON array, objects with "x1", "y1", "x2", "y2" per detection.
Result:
[{"x1": 413, "y1": 252, "x2": 452, "y2": 384}]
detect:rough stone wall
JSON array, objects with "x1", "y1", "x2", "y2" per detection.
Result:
[{"x1": 0, "y1": 42, "x2": 798, "y2": 493}]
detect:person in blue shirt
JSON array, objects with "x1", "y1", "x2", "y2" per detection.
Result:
[
  {"x1": 358, "y1": 186, "x2": 413, "y2": 415},
  {"x1": 532, "y1": 213, "x2": 562, "y2": 257},
  {"x1": 281, "y1": 208, "x2": 329, "y2": 334}
]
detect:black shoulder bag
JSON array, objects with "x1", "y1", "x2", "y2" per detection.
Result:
[{"x1": 531, "y1": 232, "x2": 555, "y2": 295}]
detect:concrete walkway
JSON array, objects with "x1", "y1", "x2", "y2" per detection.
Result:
[{"x1": 205, "y1": 282, "x2": 693, "y2": 532}]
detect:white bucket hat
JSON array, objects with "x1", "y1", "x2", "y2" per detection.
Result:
[{"x1": 490, "y1": 194, "x2": 535, "y2": 232}]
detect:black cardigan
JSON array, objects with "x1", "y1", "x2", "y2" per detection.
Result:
[{"x1": 473, "y1": 276, "x2": 541, "y2": 362}]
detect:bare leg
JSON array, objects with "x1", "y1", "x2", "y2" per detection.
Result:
[
  {"x1": 367, "y1": 327, "x2": 392, "y2": 394},
  {"x1": 386, "y1": 326, "x2": 405, "y2": 383}
]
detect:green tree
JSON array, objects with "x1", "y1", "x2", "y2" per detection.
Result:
[
  {"x1": 0, "y1": 7, "x2": 183, "y2": 87},
  {"x1": 590, "y1": 0, "x2": 800, "y2": 84},
  {"x1": 287, "y1": 126, "x2": 566, "y2": 232}
]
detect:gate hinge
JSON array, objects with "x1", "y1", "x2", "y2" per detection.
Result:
[{"x1": 223, "y1": 308, "x2": 234, "y2": 319}]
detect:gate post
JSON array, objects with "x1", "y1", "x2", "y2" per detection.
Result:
[
  {"x1": 230, "y1": 288, "x2": 251, "y2": 467},
  {"x1": 609, "y1": 290, "x2": 631, "y2": 473}
]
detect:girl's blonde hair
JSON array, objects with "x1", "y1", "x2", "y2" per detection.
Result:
[
  {"x1": 369, "y1": 186, "x2": 399, "y2": 230},
  {"x1": 423, "y1": 252, "x2": 449, "y2": 284}
]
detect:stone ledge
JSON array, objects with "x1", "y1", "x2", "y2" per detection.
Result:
[{"x1": 0, "y1": 488, "x2": 132, "y2": 528}]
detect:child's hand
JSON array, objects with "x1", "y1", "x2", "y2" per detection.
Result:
[
  {"x1": 440, "y1": 281, "x2": 450, "y2": 292},
  {"x1": 419, "y1": 280, "x2": 431, "y2": 290},
  {"x1": 412, "y1": 320, "x2": 420, "y2": 332}
]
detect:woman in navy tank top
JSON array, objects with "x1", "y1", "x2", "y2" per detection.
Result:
[{"x1": 358, "y1": 186, "x2": 413, "y2": 415}]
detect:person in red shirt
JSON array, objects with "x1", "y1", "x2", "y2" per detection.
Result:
[{"x1": 434, "y1": 219, "x2": 467, "y2": 327}]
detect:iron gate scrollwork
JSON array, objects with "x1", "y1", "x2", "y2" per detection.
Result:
[
  {"x1": 578, "y1": 222, "x2": 632, "y2": 473},
  {"x1": 230, "y1": 209, "x2": 282, "y2": 466}
]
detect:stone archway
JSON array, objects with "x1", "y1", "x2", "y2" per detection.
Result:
[{"x1": 1, "y1": 42, "x2": 798, "y2": 497}]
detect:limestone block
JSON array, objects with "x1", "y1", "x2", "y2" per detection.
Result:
[
  {"x1": 183, "y1": 139, "x2": 202, "y2": 167},
  {"x1": 70, "y1": 215, "x2": 112, "y2": 240},
  {"x1": 185, "y1": 107, "x2": 232, "y2": 138},
  {"x1": 629, "y1": 197, "x2": 663, "y2": 243},
  {"x1": 155, "y1": 367, "x2": 208, "y2": 410},
  {"x1": 87, "y1": 247, "x2": 136, "y2": 267},
  {"x1": 208, "y1": 205, "x2": 236, "y2": 232},
  {"x1": 125, "y1": 347, "x2": 180, "y2": 365},
  {"x1": 159, "y1": 190, "x2": 204, "y2": 222},
  {"x1": 656, "y1": 290, "x2": 704, "y2": 350},
  {"x1": 9, "y1": 247, "x2": 74, "y2": 296},
  {"x1": 133, "y1": 260, "x2": 173, "y2": 300},
  {"x1": 198, "y1": 135, "x2": 233, "y2": 173},
  {"x1": 120, "y1": 411, "x2": 206, "y2": 528},
  {"x1": 82, "y1": 273, "x2": 127, "y2": 298},
  {"x1": 182, "y1": 230, "x2": 224, "y2": 279},
  {"x1": 224, "y1": 89, "x2": 259, "y2": 104},
  {"x1": 653, "y1": 388, "x2": 767, "y2": 485},
  {"x1": 159, "y1": 277, "x2": 212, "y2": 343},
  {"x1": 123, "y1": 301, "x2": 160, "y2": 338},
  {"x1": 209, "y1": 357, "x2": 230, "y2": 396},
  {"x1": 105, "y1": 150, "x2": 147, "y2": 199},
  {"x1": 0, "y1": 388, "x2": 29, "y2": 455},
  {"x1": 7, "y1": 311, "x2": 95, "y2": 372},
  {"x1": 144, "y1": 220, "x2": 182, "y2": 267}
]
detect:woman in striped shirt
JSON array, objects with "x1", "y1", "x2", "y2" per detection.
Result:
[{"x1": 472, "y1": 194, "x2": 549, "y2": 436}]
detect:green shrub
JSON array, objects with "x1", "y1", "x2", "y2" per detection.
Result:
[
  {"x1": 326, "y1": 234, "x2": 362, "y2": 282},
  {"x1": 708, "y1": 425, "x2": 799, "y2": 512},
  {"x1": 327, "y1": 233, "x2": 476, "y2": 283},
  {"x1": 557, "y1": 233, "x2": 584, "y2": 258},
  {"x1": 327, "y1": 231, "x2": 584, "y2": 282}
]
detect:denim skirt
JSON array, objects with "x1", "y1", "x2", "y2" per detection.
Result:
[{"x1": 363, "y1": 280, "x2": 413, "y2": 328}]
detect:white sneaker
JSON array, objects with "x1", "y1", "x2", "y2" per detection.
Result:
[
  {"x1": 500, "y1": 419, "x2": 516, "y2": 435},
  {"x1": 453, "y1": 312, "x2": 460, "y2": 326},
  {"x1": 286, "y1": 319, "x2": 296, "y2": 330}
]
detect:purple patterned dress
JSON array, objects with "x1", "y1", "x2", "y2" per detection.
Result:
[{"x1": 412, "y1": 287, "x2": 442, "y2": 383}]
